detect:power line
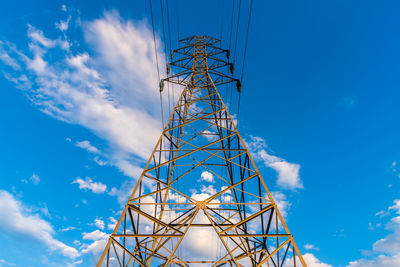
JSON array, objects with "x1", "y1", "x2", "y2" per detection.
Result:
[
  {"x1": 220, "y1": 0, "x2": 225, "y2": 42},
  {"x1": 232, "y1": 0, "x2": 242, "y2": 65},
  {"x1": 160, "y1": 0, "x2": 172, "y2": 118},
  {"x1": 226, "y1": 0, "x2": 236, "y2": 115},
  {"x1": 228, "y1": 0, "x2": 235, "y2": 52},
  {"x1": 240, "y1": 0, "x2": 253, "y2": 84},
  {"x1": 238, "y1": 0, "x2": 253, "y2": 122},
  {"x1": 176, "y1": 0, "x2": 180, "y2": 42},
  {"x1": 149, "y1": 0, "x2": 165, "y2": 129},
  {"x1": 230, "y1": 0, "x2": 242, "y2": 117},
  {"x1": 166, "y1": 0, "x2": 172, "y2": 53}
]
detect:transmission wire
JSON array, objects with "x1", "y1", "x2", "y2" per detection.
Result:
[
  {"x1": 230, "y1": 0, "x2": 242, "y2": 118},
  {"x1": 237, "y1": 0, "x2": 253, "y2": 122},
  {"x1": 149, "y1": 0, "x2": 165, "y2": 129},
  {"x1": 176, "y1": 0, "x2": 180, "y2": 42},
  {"x1": 220, "y1": 0, "x2": 225, "y2": 42},
  {"x1": 160, "y1": 0, "x2": 172, "y2": 118},
  {"x1": 226, "y1": 0, "x2": 236, "y2": 114}
]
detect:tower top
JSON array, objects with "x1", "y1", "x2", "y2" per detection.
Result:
[{"x1": 178, "y1": 35, "x2": 221, "y2": 45}]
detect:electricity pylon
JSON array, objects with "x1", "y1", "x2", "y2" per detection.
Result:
[{"x1": 97, "y1": 36, "x2": 306, "y2": 267}]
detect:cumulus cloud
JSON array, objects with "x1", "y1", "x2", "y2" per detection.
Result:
[
  {"x1": 0, "y1": 190, "x2": 79, "y2": 259},
  {"x1": 72, "y1": 177, "x2": 107, "y2": 194},
  {"x1": 200, "y1": 171, "x2": 214, "y2": 183},
  {"x1": 81, "y1": 230, "x2": 109, "y2": 255},
  {"x1": 81, "y1": 239, "x2": 107, "y2": 255},
  {"x1": 303, "y1": 253, "x2": 333, "y2": 267},
  {"x1": 246, "y1": 136, "x2": 303, "y2": 190},
  {"x1": 285, "y1": 253, "x2": 332, "y2": 267},
  {"x1": 82, "y1": 230, "x2": 108, "y2": 241}
]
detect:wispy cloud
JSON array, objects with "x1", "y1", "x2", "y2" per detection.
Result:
[
  {"x1": 304, "y1": 244, "x2": 320, "y2": 251},
  {"x1": 21, "y1": 173, "x2": 40, "y2": 185},
  {"x1": 0, "y1": 259, "x2": 15, "y2": 266},
  {"x1": 0, "y1": 190, "x2": 79, "y2": 259},
  {"x1": 347, "y1": 199, "x2": 400, "y2": 266},
  {"x1": 75, "y1": 140, "x2": 100, "y2": 154},
  {"x1": 0, "y1": 10, "x2": 166, "y2": 193},
  {"x1": 246, "y1": 136, "x2": 303, "y2": 190}
]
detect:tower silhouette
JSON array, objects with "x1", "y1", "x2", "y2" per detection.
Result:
[{"x1": 97, "y1": 36, "x2": 306, "y2": 267}]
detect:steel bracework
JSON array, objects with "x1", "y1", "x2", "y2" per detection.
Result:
[{"x1": 97, "y1": 35, "x2": 307, "y2": 267}]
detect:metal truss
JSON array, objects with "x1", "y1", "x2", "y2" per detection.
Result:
[{"x1": 97, "y1": 36, "x2": 306, "y2": 267}]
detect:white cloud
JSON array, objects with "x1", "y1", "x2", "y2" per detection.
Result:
[
  {"x1": 389, "y1": 199, "x2": 400, "y2": 214},
  {"x1": 200, "y1": 185, "x2": 217, "y2": 195},
  {"x1": 0, "y1": 259, "x2": 15, "y2": 266},
  {"x1": 81, "y1": 230, "x2": 109, "y2": 255},
  {"x1": 0, "y1": 190, "x2": 79, "y2": 259},
  {"x1": 285, "y1": 253, "x2": 332, "y2": 267},
  {"x1": 347, "y1": 254, "x2": 400, "y2": 267},
  {"x1": 200, "y1": 171, "x2": 214, "y2": 183},
  {"x1": 247, "y1": 136, "x2": 303, "y2": 190},
  {"x1": 93, "y1": 218, "x2": 105, "y2": 230},
  {"x1": 59, "y1": 226, "x2": 77, "y2": 232},
  {"x1": 56, "y1": 16, "x2": 71, "y2": 32},
  {"x1": 303, "y1": 253, "x2": 333, "y2": 267},
  {"x1": 0, "y1": 41, "x2": 21, "y2": 70},
  {"x1": 258, "y1": 150, "x2": 302, "y2": 190},
  {"x1": 304, "y1": 244, "x2": 320, "y2": 251},
  {"x1": 81, "y1": 239, "x2": 107, "y2": 255},
  {"x1": 27, "y1": 24, "x2": 57, "y2": 48},
  {"x1": 21, "y1": 173, "x2": 40, "y2": 185},
  {"x1": 0, "y1": 11, "x2": 165, "y2": 190},
  {"x1": 107, "y1": 217, "x2": 117, "y2": 230},
  {"x1": 72, "y1": 177, "x2": 107, "y2": 194},
  {"x1": 271, "y1": 191, "x2": 291, "y2": 220},
  {"x1": 30, "y1": 173, "x2": 40, "y2": 185},
  {"x1": 75, "y1": 140, "x2": 100, "y2": 154},
  {"x1": 347, "y1": 199, "x2": 400, "y2": 266},
  {"x1": 93, "y1": 156, "x2": 107, "y2": 166},
  {"x1": 82, "y1": 230, "x2": 108, "y2": 241}
]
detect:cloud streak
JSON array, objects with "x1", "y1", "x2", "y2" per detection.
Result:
[
  {"x1": 246, "y1": 136, "x2": 303, "y2": 190},
  {"x1": 0, "y1": 11, "x2": 166, "y2": 187},
  {"x1": 0, "y1": 190, "x2": 79, "y2": 259}
]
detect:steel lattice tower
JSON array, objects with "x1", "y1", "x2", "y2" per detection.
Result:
[{"x1": 97, "y1": 36, "x2": 306, "y2": 267}]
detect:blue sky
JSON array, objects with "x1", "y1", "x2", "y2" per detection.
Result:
[{"x1": 1, "y1": 0, "x2": 400, "y2": 266}]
